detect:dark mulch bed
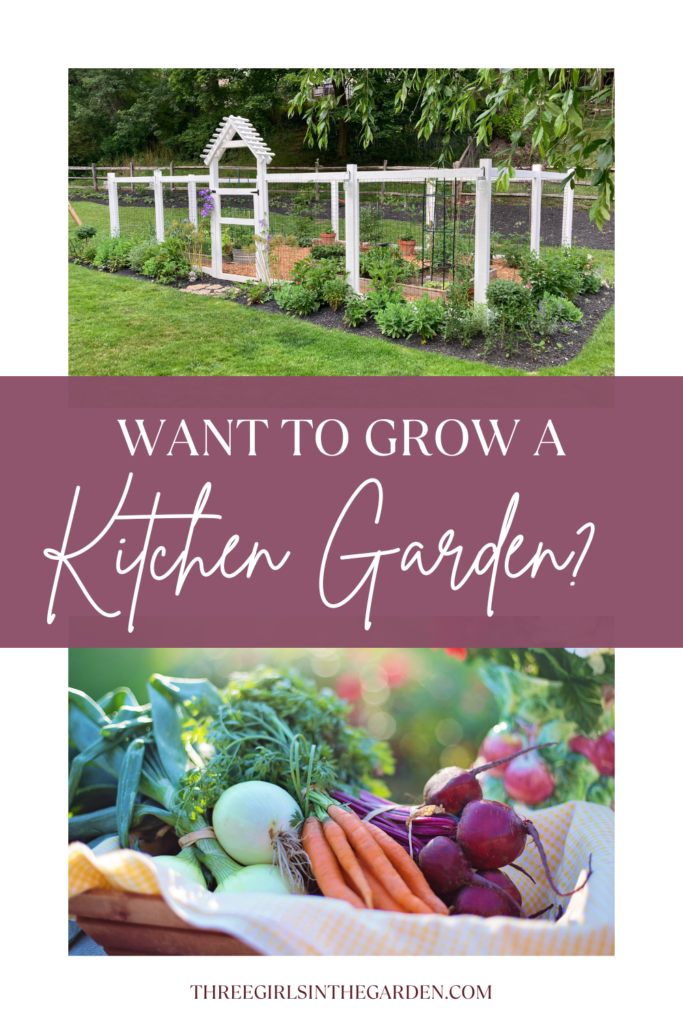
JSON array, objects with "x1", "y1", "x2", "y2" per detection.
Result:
[
  {"x1": 71, "y1": 261, "x2": 614, "y2": 370},
  {"x1": 226, "y1": 287, "x2": 614, "y2": 370}
]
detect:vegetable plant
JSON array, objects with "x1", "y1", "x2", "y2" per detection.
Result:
[
  {"x1": 343, "y1": 294, "x2": 370, "y2": 327},
  {"x1": 273, "y1": 283, "x2": 321, "y2": 316},
  {"x1": 408, "y1": 294, "x2": 445, "y2": 343},
  {"x1": 375, "y1": 302, "x2": 413, "y2": 338},
  {"x1": 322, "y1": 277, "x2": 350, "y2": 311}
]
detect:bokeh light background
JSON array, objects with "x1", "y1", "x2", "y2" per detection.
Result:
[{"x1": 69, "y1": 648, "x2": 498, "y2": 802}]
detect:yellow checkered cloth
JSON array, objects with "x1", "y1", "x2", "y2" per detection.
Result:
[{"x1": 68, "y1": 800, "x2": 613, "y2": 956}]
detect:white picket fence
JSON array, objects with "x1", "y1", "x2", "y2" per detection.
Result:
[{"x1": 106, "y1": 153, "x2": 576, "y2": 302}]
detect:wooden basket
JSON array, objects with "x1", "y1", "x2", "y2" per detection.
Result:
[{"x1": 69, "y1": 889, "x2": 261, "y2": 956}]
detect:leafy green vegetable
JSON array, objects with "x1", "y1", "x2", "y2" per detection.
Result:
[{"x1": 178, "y1": 667, "x2": 395, "y2": 821}]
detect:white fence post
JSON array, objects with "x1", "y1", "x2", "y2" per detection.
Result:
[
  {"x1": 530, "y1": 164, "x2": 543, "y2": 254},
  {"x1": 330, "y1": 180, "x2": 339, "y2": 239},
  {"x1": 107, "y1": 173, "x2": 120, "y2": 238},
  {"x1": 344, "y1": 164, "x2": 360, "y2": 293},
  {"x1": 255, "y1": 157, "x2": 269, "y2": 283},
  {"x1": 561, "y1": 168, "x2": 575, "y2": 247},
  {"x1": 188, "y1": 175, "x2": 198, "y2": 227},
  {"x1": 474, "y1": 158, "x2": 492, "y2": 304},
  {"x1": 209, "y1": 157, "x2": 222, "y2": 279},
  {"x1": 153, "y1": 169, "x2": 165, "y2": 242},
  {"x1": 426, "y1": 178, "x2": 436, "y2": 227}
]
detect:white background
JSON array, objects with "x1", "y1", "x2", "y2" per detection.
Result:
[{"x1": 0, "y1": 9, "x2": 680, "y2": 1022}]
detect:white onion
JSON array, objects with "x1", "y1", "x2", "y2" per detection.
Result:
[
  {"x1": 212, "y1": 781, "x2": 301, "y2": 865},
  {"x1": 154, "y1": 853, "x2": 207, "y2": 888},
  {"x1": 215, "y1": 864, "x2": 295, "y2": 895}
]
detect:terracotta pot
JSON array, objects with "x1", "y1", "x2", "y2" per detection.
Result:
[
  {"x1": 320, "y1": 232, "x2": 336, "y2": 244},
  {"x1": 398, "y1": 239, "x2": 416, "y2": 257}
]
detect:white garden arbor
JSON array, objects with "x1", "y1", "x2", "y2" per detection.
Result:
[{"x1": 201, "y1": 115, "x2": 274, "y2": 281}]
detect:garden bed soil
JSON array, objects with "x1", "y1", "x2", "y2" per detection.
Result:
[{"x1": 71, "y1": 262, "x2": 613, "y2": 371}]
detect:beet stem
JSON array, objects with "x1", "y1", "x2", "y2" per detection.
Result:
[
  {"x1": 523, "y1": 820, "x2": 594, "y2": 898},
  {"x1": 470, "y1": 743, "x2": 556, "y2": 777},
  {"x1": 507, "y1": 862, "x2": 536, "y2": 885},
  {"x1": 527, "y1": 904, "x2": 555, "y2": 919}
]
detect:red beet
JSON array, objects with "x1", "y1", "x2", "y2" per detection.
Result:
[
  {"x1": 477, "y1": 869, "x2": 523, "y2": 906},
  {"x1": 456, "y1": 799, "x2": 593, "y2": 899},
  {"x1": 418, "y1": 836, "x2": 523, "y2": 906},
  {"x1": 568, "y1": 735, "x2": 596, "y2": 760},
  {"x1": 569, "y1": 731, "x2": 615, "y2": 776},
  {"x1": 449, "y1": 884, "x2": 521, "y2": 918},
  {"x1": 479, "y1": 725, "x2": 524, "y2": 778},
  {"x1": 593, "y1": 731, "x2": 615, "y2": 776},
  {"x1": 423, "y1": 743, "x2": 555, "y2": 815},
  {"x1": 503, "y1": 749, "x2": 555, "y2": 805},
  {"x1": 457, "y1": 800, "x2": 527, "y2": 869},
  {"x1": 418, "y1": 836, "x2": 473, "y2": 898}
]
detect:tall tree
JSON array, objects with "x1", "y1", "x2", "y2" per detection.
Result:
[{"x1": 289, "y1": 68, "x2": 615, "y2": 228}]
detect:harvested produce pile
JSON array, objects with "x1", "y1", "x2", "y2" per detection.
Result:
[{"x1": 68, "y1": 667, "x2": 592, "y2": 920}]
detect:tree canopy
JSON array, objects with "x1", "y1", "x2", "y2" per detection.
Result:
[
  {"x1": 69, "y1": 68, "x2": 614, "y2": 227},
  {"x1": 289, "y1": 69, "x2": 615, "y2": 228}
]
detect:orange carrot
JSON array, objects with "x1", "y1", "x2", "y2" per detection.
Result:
[
  {"x1": 341, "y1": 865, "x2": 403, "y2": 913},
  {"x1": 323, "y1": 816, "x2": 373, "y2": 909},
  {"x1": 301, "y1": 817, "x2": 365, "y2": 910},
  {"x1": 327, "y1": 805, "x2": 432, "y2": 914},
  {"x1": 364, "y1": 820, "x2": 448, "y2": 915}
]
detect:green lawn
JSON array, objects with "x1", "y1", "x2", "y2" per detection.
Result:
[{"x1": 69, "y1": 262, "x2": 614, "y2": 377}]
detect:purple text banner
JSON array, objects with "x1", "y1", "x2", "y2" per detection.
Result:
[{"x1": 1, "y1": 377, "x2": 679, "y2": 647}]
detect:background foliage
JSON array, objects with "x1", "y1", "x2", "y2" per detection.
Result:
[{"x1": 69, "y1": 647, "x2": 613, "y2": 804}]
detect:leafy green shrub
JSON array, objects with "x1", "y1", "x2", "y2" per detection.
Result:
[
  {"x1": 458, "y1": 303, "x2": 489, "y2": 347},
  {"x1": 291, "y1": 257, "x2": 342, "y2": 300},
  {"x1": 69, "y1": 238, "x2": 97, "y2": 264},
  {"x1": 139, "y1": 237, "x2": 190, "y2": 283},
  {"x1": 320, "y1": 221, "x2": 334, "y2": 234},
  {"x1": 311, "y1": 243, "x2": 346, "y2": 263},
  {"x1": 360, "y1": 246, "x2": 411, "y2": 287},
  {"x1": 365, "y1": 286, "x2": 406, "y2": 316},
  {"x1": 128, "y1": 239, "x2": 161, "y2": 272},
  {"x1": 322, "y1": 278, "x2": 350, "y2": 311},
  {"x1": 581, "y1": 271, "x2": 602, "y2": 294},
  {"x1": 375, "y1": 303, "x2": 414, "y2": 339},
  {"x1": 93, "y1": 236, "x2": 135, "y2": 272},
  {"x1": 398, "y1": 231, "x2": 415, "y2": 242},
  {"x1": 535, "y1": 299, "x2": 561, "y2": 339},
  {"x1": 343, "y1": 294, "x2": 370, "y2": 327},
  {"x1": 285, "y1": 235, "x2": 299, "y2": 247},
  {"x1": 74, "y1": 224, "x2": 97, "y2": 241},
  {"x1": 517, "y1": 249, "x2": 588, "y2": 301},
  {"x1": 407, "y1": 295, "x2": 445, "y2": 343},
  {"x1": 273, "y1": 283, "x2": 321, "y2": 316},
  {"x1": 541, "y1": 294, "x2": 583, "y2": 325},
  {"x1": 486, "y1": 279, "x2": 533, "y2": 326},
  {"x1": 229, "y1": 225, "x2": 255, "y2": 249},
  {"x1": 244, "y1": 282, "x2": 272, "y2": 305}
]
